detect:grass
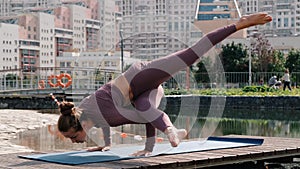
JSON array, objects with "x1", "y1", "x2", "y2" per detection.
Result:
[{"x1": 164, "y1": 86, "x2": 300, "y2": 96}]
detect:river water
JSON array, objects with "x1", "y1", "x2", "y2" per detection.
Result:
[{"x1": 11, "y1": 112, "x2": 300, "y2": 152}]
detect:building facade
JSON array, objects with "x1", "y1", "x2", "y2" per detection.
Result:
[
  {"x1": 194, "y1": 0, "x2": 246, "y2": 38},
  {"x1": 0, "y1": 23, "x2": 19, "y2": 72},
  {"x1": 0, "y1": 0, "x2": 122, "y2": 79},
  {"x1": 55, "y1": 50, "x2": 138, "y2": 88},
  {"x1": 118, "y1": 0, "x2": 198, "y2": 60},
  {"x1": 0, "y1": 0, "x2": 62, "y2": 16},
  {"x1": 240, "y1": 0, "x2": 300, "y2": 37}
]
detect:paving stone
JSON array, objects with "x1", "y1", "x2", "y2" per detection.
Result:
[{"x1": 0, "y1": 109, "x2": 58, "y2": 154}]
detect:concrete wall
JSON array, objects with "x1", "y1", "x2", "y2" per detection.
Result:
[{"x1": 0, "y1": 95, "x2": 299, "y2": 120}]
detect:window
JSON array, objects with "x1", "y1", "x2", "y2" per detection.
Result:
[
  {"x1": 284, "y1": 18, "x2": 289, "y2": 27},
  {"x1": 60, "y1": 62, "x2": 65, "y2": 67},
  {"x1": 104, "y1": 61, "x2": 110, "y2": 66}
]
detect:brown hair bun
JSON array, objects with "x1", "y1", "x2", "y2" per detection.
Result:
[{"x1": 59, "y1": 101, "x2": 75, "y2": 116}]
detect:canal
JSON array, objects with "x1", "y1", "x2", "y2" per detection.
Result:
[{"x1": 11, "y1": 109, "x2": 300, "y2": 153}]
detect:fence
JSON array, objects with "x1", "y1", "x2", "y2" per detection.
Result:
[
  {"x1": 0, "y1": 67, "x2": 299, "y2": 92},
  {"x1": 194, "y1": 72, "x2": 300, "y2": 88}
]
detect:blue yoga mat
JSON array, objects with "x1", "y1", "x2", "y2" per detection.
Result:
[{"x1": 19, "y1": 136, "x2": 263, "y2": 165}]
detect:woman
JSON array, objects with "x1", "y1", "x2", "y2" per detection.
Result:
[
  {"x1": 282, "y1": 69, "x2": 292, "y2": 91},
  {"x1": 55, "y1": 13, "x2": 272, "y2": 156}
]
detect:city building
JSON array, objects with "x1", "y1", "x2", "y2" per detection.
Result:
[
  {"x1": 0, "y1": 0, "x2": 123, "y2": 80},
  {"x1": 98, "y1": 0, "x2": 118, "y2": 52},
  {"x1": 1, "y1": 13, "x2": 55, "y2": 78},
  {"x1": 118, "y1": 0, "x2": 198, "y2": 60},
  {"x1": 0, "y1": 23, "x2": 19, "y2": 73},
  {"x1": 194, "y1": 0, "x2": 246, "y2": 38},
  {"x1": 240, "y1": 0, "x2": 300, "y2": 37},
  {"x1": 1, "y1": 0, "x2": 300, "y2": 87},
  {"x1": 55, "y1": 50, "x2": 139, "y2": 88},
  {"x1": 0, "y1": 0, "x2": 62, "y2": 16}
]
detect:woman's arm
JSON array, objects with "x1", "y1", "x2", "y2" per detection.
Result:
[
  {"x1": 131, "y1": 123, "x2": 155, "y2": 156},
  {"x1": 102, "y1": 126, "x2": 112, "y2": 147},
  {"x1": 87, "y1": 127, "x2": 111, "y2": 152}
]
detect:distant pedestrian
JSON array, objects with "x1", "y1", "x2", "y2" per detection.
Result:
[
  {"x1": 258, "y1": 78, "x2": 264, "y2": 86},
  {"x1": 268, "y1": 76, "x2": 281, "y2": 89},
  {"x1": 282, "y1": 69, "x2": 292, "y2": 91}
]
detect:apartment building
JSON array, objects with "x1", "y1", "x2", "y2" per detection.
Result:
[
  {"x1": 3, "y1": 13, "x2": 55, "y2": 78},
  {"x1": 0, "y1": 23, "x2": 19, "y2": 73},
  {"x1": 61, "y1": 0, "x2": 117, "y2": 52},
  {"x1": 56, "y1": 50, "x2": 135, "y2": 73},
  {"x1": 0, "y1": 0, "x2": 124, "y2": 79},
  {"x1": 56, "y1": 50, "x2": 139, "y2": 88},
  {"x1": 37, "y1": 12, "x2": 56, "y2": 75},
  {"x1": 17, "y1": 14, "x2": 40, "y2": 77},
  {"x1": 240, "y1": 0, "x2": 300, "y2": 37},
  {"x1": 0, "y1": 0, "x2": 10, "y2": 17},
  {"x1": 0, "y1": 0, "x2": 62, "y2": 16},
  {"x1": 97, "y1": 0, "x2": 118, "y2": 52},
  {"x1": 54, "y1": 6, "x2": 73, "y2": 57},
  {"x1": 271, "y1": 0, "x2": 300, "y2": 36},
  {"x1": 118, "y1": 0, "x2": 197, "y2": 60},
  {"x1": 194, "y1": 0, "x2": 246, "y2": 38}
]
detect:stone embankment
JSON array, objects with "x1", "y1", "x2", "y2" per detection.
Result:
[{"x1": 1, "y1": 95, "x2": 300, "y2": 110}]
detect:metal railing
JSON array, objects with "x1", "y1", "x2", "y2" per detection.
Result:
[{"x1": 0, "y1": 68, "x2": 299, "y2": 92}]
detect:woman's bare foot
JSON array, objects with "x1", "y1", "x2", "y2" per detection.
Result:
[
  {"x1": 165, "y1": 127, "x2": 187, "y2": 147},
  {"x1": 235, "y1": 13, "x2": 272, "y2": 30}
]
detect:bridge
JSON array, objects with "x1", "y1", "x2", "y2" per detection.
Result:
[
  {"x1": 0, "y1": 88, "x2": 94, "y2": 105},
  {"x1": 0, "y1": 67, "x2": 190, "y2": 99}
]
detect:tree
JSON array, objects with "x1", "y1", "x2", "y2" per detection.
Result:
[
  {"x1": 285, "y1": 49, "x2": 300, "y2": 73},
  {"x1": 193, "y1": 56, "x2": 213, "y2": 83},
  {"x1": 285, "y1": 49, "x2": 300, "y2": 85},
  {"x1": 220, "y1": 42, "x2": 248, "y2": 72},
  {"x1": 268, "y1": 50, "x2": 285, "y2": 72},
  {"x1": 250, "y1": 34, "x2": 284, "y2": 72}
]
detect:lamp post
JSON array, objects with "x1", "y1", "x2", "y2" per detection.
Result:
[
  {"x1": 249, "y1": 35, "x2": 257, "y2": 86},
  {"x1": 119, "y1": 28, "x2": 125, "y2": 140},
  {"x1": 249, "y1": 53, "x2": 252, "y2": 86},
  {"x1": 119, "y1": 29, "x2": 124, "y2": 73}
]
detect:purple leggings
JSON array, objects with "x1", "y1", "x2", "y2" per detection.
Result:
[
  {"x1": 121, "y1": 24, "x2": 237, "y2": 133},
  {"x1": 98, "y1": 24, "x2": 237, "y2": 151}
]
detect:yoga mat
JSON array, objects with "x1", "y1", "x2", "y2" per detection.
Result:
[{"x1": 19, "y1": 136, "x2": 263, "y2": 165}]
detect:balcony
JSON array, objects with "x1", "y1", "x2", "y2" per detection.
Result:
[
  {"x1": 85, "y1": 19, "x2": 102, "y2": 29},
  {"x1": 19, "y1": 39, "x2": 40, "y2": 50},
  {"x1": 54, "y1": 28, "x2": 73, "y2": 39}
]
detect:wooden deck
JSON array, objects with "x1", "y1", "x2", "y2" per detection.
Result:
[{"x1": 2, "y1": 135, "x2": 300, "y2": 169}]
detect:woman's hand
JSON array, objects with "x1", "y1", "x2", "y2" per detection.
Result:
[
  {"x1": 87, "y1": 146, "x2": 110, "y2": 152},
  {"x1": 130, "y1": 150, "x2": 152, "y2": 157}
]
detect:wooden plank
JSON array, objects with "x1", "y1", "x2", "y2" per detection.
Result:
[
  {"x1": 7, "y1": 135, "x2": 300, "y2": 169},
  {"x1": 118, "y1": 135, "x2": 300, "y2": 169},
  {"x1": 77, "y1": 136, "x2": 300, "y2": 168}
]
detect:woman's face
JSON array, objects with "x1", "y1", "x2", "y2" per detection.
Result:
[{"x1": 61, "y1": 128, "x2": 87, "y2": 143}]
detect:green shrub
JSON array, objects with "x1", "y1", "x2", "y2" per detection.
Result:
[
  {"x1": 164, "y1": 86, "x2": 300, "y2": 96},
  {"x1": 164, "y1": 88, "x2": 188, "y2": 95},
  {"x1": 242, "y1": 86, "x2": 275, "y2": 92}
]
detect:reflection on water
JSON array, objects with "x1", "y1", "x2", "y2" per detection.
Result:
[{"x1": 12, "y1": 114, "x2": 300, "y2": 152}]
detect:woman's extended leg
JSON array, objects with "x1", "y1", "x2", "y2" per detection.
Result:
[
  {"x1": 124, "y1": 13, "x2": 272, "y2": 98},
  {"x1": 132, "y1": 85, "x2": 187, "y2": 148}
]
